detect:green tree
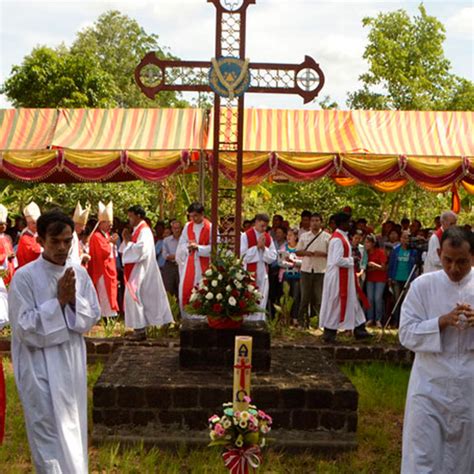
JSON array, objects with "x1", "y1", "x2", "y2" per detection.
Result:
[
  {"x1": 2, "y1": 46, "x2": 116, "y2": 108},
  {"x1": 71, "y1": 10, "x2": 187, "y2": 108},
  {"x1": 347, "y1": 4, "x2": 473, "y2": 111}
]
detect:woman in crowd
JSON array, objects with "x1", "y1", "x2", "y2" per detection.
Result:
[
  {"x1": 387, "y1": 230, "x2": 417, "y2": 327},
  {"x1": 277, "y1": 228, "x2": 302, "y2": 325},
  {"x1": 364, "y1": 234, "x2": 388, "y2": 328}
]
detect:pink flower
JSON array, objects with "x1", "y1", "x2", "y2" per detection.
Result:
[
  {"x1": 248, "y1": 422, "x2": 258, "y2": 432},
  {"x1": 243, "y1": 396, "x2": 252, "y2": 403},
  {"x1": 258, "y1": 410, "x2": 273, "y2": 424},
  {"x1": 214, "y1": 423, "x2": 225, "y2": 437}
]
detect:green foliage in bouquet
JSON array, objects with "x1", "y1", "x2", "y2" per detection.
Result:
[{"x1": 185, "y1": 247, "x2": 263, "y2": 321}]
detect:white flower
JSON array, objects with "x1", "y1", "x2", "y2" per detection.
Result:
[
  {"x1": 190, "y1": 292, "x2": 198, "y2": 302},
  {"x1": 236, "y1": 272, "x2": 244, "y2": 281},
  {"x1": 229, "y1": 296, "x2": 237, "y2": 306},
  {"x1": 254, "y1": 291, "x2": 262, "y2": 300},
  {"x1": 203, "y1": 286, "x2": 208, "y2": 292},
  {"x1": 205, "y1": 292, "x2": 214, "y2": 300},
  {"x1": 247, "y1": 285, "x2": 254, "y2": 292},
  {"x1": 205, "y1": 269, "x2": 213, "y2": 277},
  {"x1": 211, "y1": 280, "x2": 218, "y2": 287},
  {"x1": 226, "y1": 285, "x2": 232, "y2": 292},
  {"x1": 216, "y1": 293, "x2": 223, "y2": 301},
  {"x1": 234, "y1": 281, "x2": 242, "y2": 289},
  {"x1": 217, "y1": 274, "x2": 223, "y2": 281}
]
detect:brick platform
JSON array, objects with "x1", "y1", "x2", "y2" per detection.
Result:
[
  {"x1": 179, "y1": 319, "x2": 271, "y2": 372},
  {"x1": 92, "y1": 345, "x2": 358, "y2": 452}
]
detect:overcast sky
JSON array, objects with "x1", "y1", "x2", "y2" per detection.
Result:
[{"x1": 0, "y1": 0, "x2": 472, "y2": 109}]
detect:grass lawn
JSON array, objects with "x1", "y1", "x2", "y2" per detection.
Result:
[{"x1": 0, "y1": 360, "x2": 409, "y2": 473}]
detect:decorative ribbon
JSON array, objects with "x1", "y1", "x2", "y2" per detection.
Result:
[
  {"x1": 212, "y1": 58, "x2": 250, "y2": 100},
  {"x1": 398, "y1": 155, "x2": 408, "y2": 176},
  {"x1": 222, "y1": 446, "x2": 262, "y2": 474}
]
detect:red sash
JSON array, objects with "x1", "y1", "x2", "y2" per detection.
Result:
[
  {"x1": 0, "y1": 359, "x2": 5, "y2": 444},
  {"x1": 434, "y1": 227, "x2": 443, "y2": 243},
  {"x1": 123, "y1": 221, "x2": 148, "y2": 302},
  {"x1": 332, "y1": 231, "x2": 369, "y2": 323},
  {"x1": 182, "y1": 219, "x2": 211, "y2": 306},
  {"x1": 245, "y1": 228, "x2": 271, "y2": 276}
]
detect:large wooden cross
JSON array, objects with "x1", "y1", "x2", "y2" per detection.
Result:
[{"x1": 135, "y1": 0, "x2": 325, "y2": 254}]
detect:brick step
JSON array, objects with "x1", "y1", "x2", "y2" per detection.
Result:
[{"x1": 93, "y1": 346, "x2": 358, "y2": 444}]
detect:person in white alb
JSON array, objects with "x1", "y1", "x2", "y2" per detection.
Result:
[
  {"x1": 423, "y1": 210, "x2": 457, "y2": 273},
  {"x1": 176, "y1": 202, "x2": 213, "y2": 319},
  {"x1": 399, "y1": 226, "x2": 474, "y2": 474},
  {"x1": 9, "y1": 210, "x2": 100, "y2": 473},
  {"x1": 119, "y1": 205, "x2": 173, "y2": 341},
  {"x1": 240, "y1": 214, "x2": 278, "y2": 321},
  {"x1": 296, "y1": 212, "x2": 331, "y2": 328},
  {"x1": 319, "y1": 213, "x2": 371, "y2": 342}
]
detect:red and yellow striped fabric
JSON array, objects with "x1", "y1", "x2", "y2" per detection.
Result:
[
  {"x1": 0, "y1": 108, "x2": 205, "y2": 182},
  {"x1": 52, "y1": 108, "x2": 204, "y2": 151},
  {"x1": 206, "y1": 109, "x2": 473, "y2": 193},
  {"x1": 0, "y1": 109, "x2": 58, "y2": 150}
]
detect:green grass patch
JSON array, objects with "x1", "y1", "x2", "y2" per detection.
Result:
[{"x1": 1, "y1": 360, "x2": 410, "y2": 473}]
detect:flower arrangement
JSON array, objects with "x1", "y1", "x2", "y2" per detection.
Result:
[
  {"x1": 208, "y1": 399, "x2": 272, "y2": 473},
  {"x1": 185, "y1": 248, "x2": 263, "y2": 325}
]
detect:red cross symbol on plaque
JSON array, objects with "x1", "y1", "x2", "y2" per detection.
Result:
[
  {"x1": 234, "y1": 357, "x2": 252, "y2": 390},
  {"x1": 135, "y1": 0, "x2": 325, "y2": 255}
]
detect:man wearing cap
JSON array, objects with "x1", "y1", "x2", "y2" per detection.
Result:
[
  {"x1": 17, "y1": 202, "x2": 42, "y2": 268},
  {"x1": 88, "y1": 202, "x2": 119, "y2": 318},
  {"x1": 67, "y1": 202, "x2": 90, "y2": 267},
  {"x1": 0, "y1": 205, "x2": 15, "y2": 285}
]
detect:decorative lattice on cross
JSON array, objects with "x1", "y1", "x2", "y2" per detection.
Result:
[{"x1": 135, "y1": 0, "x2": 325, "y2": 254}]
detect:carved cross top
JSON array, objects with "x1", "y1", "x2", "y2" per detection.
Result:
[{"x1": 135, "y1": 0, "x2": 325, "y2": 254}]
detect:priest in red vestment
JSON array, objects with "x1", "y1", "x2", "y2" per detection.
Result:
[
  {"x1": 0, "y1": 205, "x2": 15, "y2": 285},
  {"x1": 88, "y1": 201, "x2": 119, "y2": 317},
  {"x1": 16, "y1": 202, "x2": 42, "y2": 268}
]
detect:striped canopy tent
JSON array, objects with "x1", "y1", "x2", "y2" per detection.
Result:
[
  {"x1": 0, "y1": 108, "x2": 472, "y2": 196},
  {"x1": 206, "y1": 109, "x2": 474, "y2": 195},
  {"x1": 0, "y1": 108, "x2": 205, "y2": 182}
]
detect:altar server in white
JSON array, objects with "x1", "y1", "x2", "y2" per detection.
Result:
[
  {"x1": 241, "y1": 214, "x2": 277, "y2": 321},
  {"x1": 399, "y1": 226, "x2": 474, "y2": 474},
  {"x1": 176, "y1": 202, "x2": 213, "y2": 319},
  {"x1": 8, "y1": 210, "x2": 100, "y2": 473},
  {"x1": 120, "y1": 205, "x2": 173, "y2": 340}
]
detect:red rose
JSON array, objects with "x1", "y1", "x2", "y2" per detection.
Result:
[
  {"x1": 212, "y1": 303, "x2": 223, "y2": 312},
  {"x1": 239, "y1": 300, "x2": 246, "y2": 309},
  {"x1": 244, "y1": 291, "x2": 251, "y2": 299},
  {"x1": 231, "y1": 289, "x2": 239, "y2": 297},
  {"x1": 199, "y1": 289, "x2": 207, "y2": 295},
  {"x1": 193, "y1": 301, "x2": 202, "y2": 309}
]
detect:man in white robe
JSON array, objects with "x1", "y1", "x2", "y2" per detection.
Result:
[
  {"x1": 423, "y1": 210, "x2": 457, "y2": 273},
  {"x1": 241, "y1": 214, "x2": 277, "y2": 321},
  {"x1": 319, "y1": 212, "x2": 371, "y2": 342},
  {"x1": 399, "y1": 226, "x2": 474, "y2": 474},
  {"x1": 119, "y1": 205, "x2": 173, "y2": 340},
  {"x1": 8, "y1": 210, "x2": 100, "y2": 473},
  {"x1": 176, "y1": 202, "x2": 213, "y2": 319}
]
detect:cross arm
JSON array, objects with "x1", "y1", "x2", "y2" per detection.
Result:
[{"x1": 135, "y1": 54, "x2": 325, "y2": 103}]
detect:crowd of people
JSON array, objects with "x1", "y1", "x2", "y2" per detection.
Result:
[
  {"x1": 0, "y1": 200, "x2": 472, "y2": 473},
  {"x1": 0, "y1": 202, "x2": 468, "y2": 334}
]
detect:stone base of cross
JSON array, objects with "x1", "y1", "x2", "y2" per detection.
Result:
[{"x1": 135, "y1": 0, "x2": 325, "y2": 255}]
